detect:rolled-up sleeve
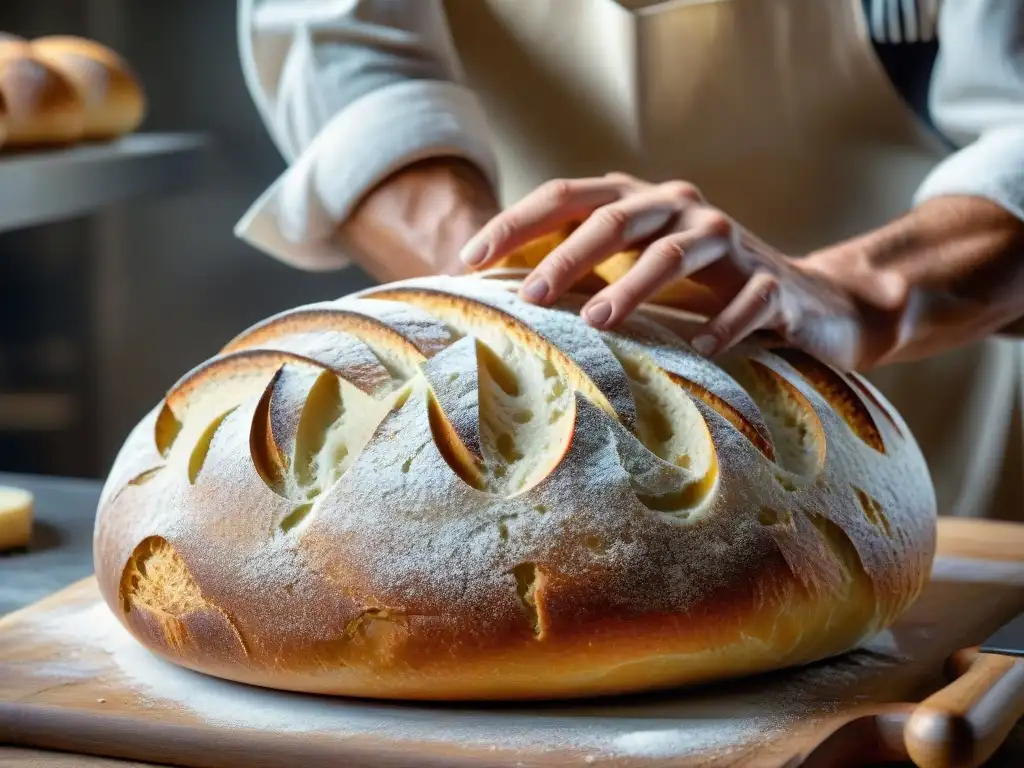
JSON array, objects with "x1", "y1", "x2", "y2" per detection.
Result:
[
  {"x1": 236, "y1": 0, "x2": 499, "y2": 270},
  {"x1": 914, "y1": 1, "x2": 1024, "y2": 222}
]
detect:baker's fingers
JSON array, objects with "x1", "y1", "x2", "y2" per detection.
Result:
[
  {"x1": 658, "y1": 208, "x2": 778, "y2": 307},
  {"x1": 579, "y1": 219, "x2": 731, "y2": 329},
  {"x1": 520, "y1": 183, "x2": 704, "y2": 306},
  {"x1": 689, "y1": 272, "x2": 781, "y2": 357},
  {"x1": 460, "y1": 175, "x2": 639, "y2": 270}
]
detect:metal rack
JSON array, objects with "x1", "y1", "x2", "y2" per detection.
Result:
[{"x1": 0, "y1": 134, "x2": 206, "y2": 234}]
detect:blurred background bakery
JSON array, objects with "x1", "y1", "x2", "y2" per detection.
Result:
[{"x1": 0, "y1": 2, "x2": 373, "y2": 479}]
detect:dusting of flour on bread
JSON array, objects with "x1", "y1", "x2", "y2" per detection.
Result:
[{"x1": 92, "y1": 273, "x2": 937, "y2": 701}]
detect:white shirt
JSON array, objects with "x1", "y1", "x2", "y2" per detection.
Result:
[{"x1": 235, "y1": 0, "x2": 1024, "y2": 271}]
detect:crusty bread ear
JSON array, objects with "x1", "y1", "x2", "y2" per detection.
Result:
[
  {"x1": 94, "y1": 274, "x2": 936, "y2": 702},
  {"x1": 222, "y1": 299, "x2": 454, "y2": 378}
]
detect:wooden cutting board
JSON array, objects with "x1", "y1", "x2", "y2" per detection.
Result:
[{"x1": 2, "y1": 518, "x2": 1024, "y2": 768}]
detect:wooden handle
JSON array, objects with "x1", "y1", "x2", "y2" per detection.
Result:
[
  {"x1": 905, "y1": 647, "x2": 1024, "y2": 768},
  {"x1": 800, "y1": 706, "x2": 912, "y2": 767}
]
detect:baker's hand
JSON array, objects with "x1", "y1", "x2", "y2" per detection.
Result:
[
  {"x1": 459, "y1": 173, "x2": 908, "y2": 372},
  {"x1": 340, "y1": 157, "x2": 499, "y2": 284}
]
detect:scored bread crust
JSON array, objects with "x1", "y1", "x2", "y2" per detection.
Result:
[
  {"x1": 0, "y1": 34, "x2": 144, "y2": 148},
  {"x1": 0, "y1": 38, "x2": 85, "y2": 147},
  {"x1": 30, "y1": 36, "x2": 145, "y2": 140},
  {"x1": 94, "y1": 273, "x2": 937, "y2": 701}
]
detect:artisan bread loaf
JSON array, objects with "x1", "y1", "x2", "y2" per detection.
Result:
[
  {"x1": 0, "y1": 36, "x2": 85, "y2": 147},
  {"x1": 31, "y1": 36, "x2": 145, "y2": 141},
  {"x1": 94, "y1": 272, "x2": 937, "y2": 701}
]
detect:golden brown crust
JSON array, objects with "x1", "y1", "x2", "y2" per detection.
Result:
[
  {"x1": 0, "y1": 44, "x2": 85, "y2": 147},
  {"x1": 94, "y1": 274, "x2": 937, "y2": 701},
  {"x1": 30, "y1": 36, "x2": 145, "y2": 140}
]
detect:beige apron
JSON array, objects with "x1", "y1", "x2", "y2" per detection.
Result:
[{"x1": 442, "y1": 0, "x2": 1023, "y2": 519}]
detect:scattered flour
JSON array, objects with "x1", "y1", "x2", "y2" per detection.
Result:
[
  {"x1": 23, "y1": 598, "x2": 907, "y2": 761},
  {"x1": 610, "y1": 726, "x2": 751, "y2": 759}
]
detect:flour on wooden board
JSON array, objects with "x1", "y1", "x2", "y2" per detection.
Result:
[{"x1": 24, "y1": 596, "x2": 912, "y2": 761}]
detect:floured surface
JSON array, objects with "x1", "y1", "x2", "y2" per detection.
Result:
[
  {"x1": 3, "y1": 581, "x2": 890, "y2": 764},
  {"x1": 4, "y1": 520, "x2": 1024, "y2": 768}
]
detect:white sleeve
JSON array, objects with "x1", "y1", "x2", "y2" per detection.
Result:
[
  {"x1": 236, "y1": 0, "x2": 499, "y2": 271},
  {"x1": 914, "y1": 1, "x2": 1024, "y2": 222}
]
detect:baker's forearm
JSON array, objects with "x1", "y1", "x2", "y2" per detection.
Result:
[
  {"x1": 340, "y1": 157, "x2": 500, "y2": 282},
  {"x1": 808, "y1": 195, "x2": 1024, "y2": 366}
]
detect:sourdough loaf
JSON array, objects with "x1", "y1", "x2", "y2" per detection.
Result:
[{"x1": 94, "y1": 272, "x2": 937, "y2": 701}]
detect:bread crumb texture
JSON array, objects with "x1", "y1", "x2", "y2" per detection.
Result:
[{"x1": 94, "y1": 271, "x2": 937, "y2": 701}]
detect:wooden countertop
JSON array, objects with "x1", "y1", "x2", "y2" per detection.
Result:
[{"x1": 1, "y1": 473, "x2": 1023, "y2": 767}]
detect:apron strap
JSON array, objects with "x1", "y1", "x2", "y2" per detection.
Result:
[{"x1": 862, "y1": 0, "x2": 951, "y2": 147}]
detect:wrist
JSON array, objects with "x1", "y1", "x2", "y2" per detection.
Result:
[
  {"x1": 340, "y1": 157, "x2": 499, "y2": 282},
  {"x1": 801, "y1": 242, "x2": 911, "y2": 315},
  {"x1": 846, "y1": 197, "x2": 1024, "y2": 300},
  {"x1": 805, "y1": 196, "x2": 1024, "y2": 364}
]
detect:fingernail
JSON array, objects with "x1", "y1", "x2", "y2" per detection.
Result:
[
  {"x1": 521, "y1": 278, "x2": 550, "y2": 303},
  {"x1": 691, "y1": 334, "x2": 719, "y2": 357},
  {"x1": 459, "y1": 237, "x2": 490, "y2": 266},
  {"x1": 584, "y1": 302, "x2": 613, "y2": 327}
]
